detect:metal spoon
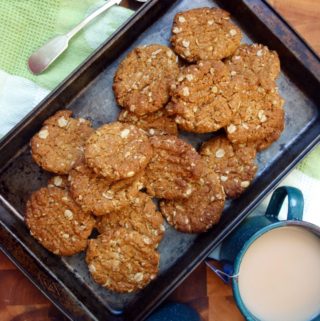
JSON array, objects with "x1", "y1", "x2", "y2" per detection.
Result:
[{"x1": 28, "y1": 0, "x2": 147, "y2": 74}]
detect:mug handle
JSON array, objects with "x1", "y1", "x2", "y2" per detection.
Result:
[{"x1": 265, "y1": 186, "x2": 304, "y2": 221}]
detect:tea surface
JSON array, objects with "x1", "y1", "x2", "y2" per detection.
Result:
[{"x1": 238, "y1": 226, "x2": 320, "y2": 321}]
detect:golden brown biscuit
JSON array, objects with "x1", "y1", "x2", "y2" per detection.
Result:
[
  {"x1": 118, "y1": 108, "x2": 178, "y2": 137},
  {"x1": 200, "y1": 136, "x2": 257, "y2": 198},
  {"x1": 31, "y1": 110, "x2": 94, "y2": 174},
  {"x1": 160, "y1": 168, "x2": 225, "y2": 233},
  {"x1": 69, "y1": 163, "x2": 143, "y2": 216},
  {"x1": 171, "y1": 8, "x2": 242, "y2": 62},
  {"x1": 113, "y1": 45, "x2": 179, "y2": 115},
  {"x1": 226, "y1": 44, "x2": 280, "y2": 91},
  {"x1": 86, "y1": 229, "x2": 160, "y2": 293},
  {"x1": 26, "y1": 187, "x2": 95, "y2": 256},
  {"x1": 167, "y1": 60, "x2": 244, "y2": 133},
  {"x1": 144, "y1": 135, "x2": 203, "y2": 199},
  {"x1": 96, "y1": 192, "x2": 165, "y2": 247},
  {"x1": 84, "y1": 122, "x2": 153, "y2": 181},
  {"x1": 225, "y1": 86, "x2": 285, "y2": 150}
]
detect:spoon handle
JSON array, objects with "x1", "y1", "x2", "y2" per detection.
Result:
[{"x1": 66, "y1": 0, "x2": 122, "y2": 39}]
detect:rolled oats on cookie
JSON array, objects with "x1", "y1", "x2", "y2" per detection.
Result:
[
  {"x1": 84, "y1": 122, "x2": 153, "y2": 181},
  {"x1": 160, "y1": 168, "x2": 225, "y2": 233},
  {"x1": 69, "y1": 163, "x2": 143, "y2": 216},
  {"x1": 226, "y1": 44, "x2": 280, "y2": 90},
  {"x1": 31, "y1": 110, "x2": 93, "y2": 174},
  {"x1": 26, "y1": 187, "x2": 95, "y2": 256},
  {"x1": 168, "y1": 60, "x2": 245, "y2": 133},
  {"x1": 86, "y1": 229, "x2": 160, "y2": 293},
  {"x1": 144, "y1": 135, "x2": 203, "y2": 199},
  {"x1": 171, "y1": 8, "x2": 242, "y2": 62},
  {"x1": 96, "y1": 192, "x2": 164, "y2": 247},
  {"x1": 225, "y1": 86, "x2": 285, "y2": 150},
  {"x1": 200, "y1": 135, "x2": 257, "y2": 198},
  {"x1": 114, "y1": 44, "x2": 179, "y2": 115},
  {"x1": 118, "y1": 108, "x2": 178, "y2": 137}
]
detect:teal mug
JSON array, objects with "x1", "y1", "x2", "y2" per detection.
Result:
[{"x1": 214, "y1": 186, "x2": 320, "y2": 321}]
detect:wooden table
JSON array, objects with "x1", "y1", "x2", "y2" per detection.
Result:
[{"x1": 1, "y1": 1, "x2": 319, "y2": 320}]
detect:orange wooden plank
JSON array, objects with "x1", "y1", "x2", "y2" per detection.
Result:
[
  {"x1": 206, "y1": 262, "x2": 244, "y2": 321},
  {"x1": 169, "y1": 263, "x2": 209, "y2": 321},
  {"x1": 0, "y1": 270, "x2": 50, "y2": 306},
  {"x1": 0, "y1": 305, "x2": 65, "y2": 321},
  {"x1": 0, "y1": 252, "x2": 16, "y2": 271},
  {"x1": 269, "y1": 0, "x2": 320, "y2": 54}
]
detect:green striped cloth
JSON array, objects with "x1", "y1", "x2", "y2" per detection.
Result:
[
  {"x1": 0, "y1": 0, "x2": 132, "y2": 137},
  {"x1": 0, "y1": 0, "x2": 132, "y2": 90}
]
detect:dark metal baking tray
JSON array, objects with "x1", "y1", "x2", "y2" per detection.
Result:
[{"x1": 0, "y1": 0, "x2": 319, "y2": 320}]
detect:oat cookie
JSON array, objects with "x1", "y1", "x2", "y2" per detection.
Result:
[
  {"x1": 225, "y1": 86, "x2": 285, "y2": 150},
  {"x1": 96, "y1": 192, "x2": 164, "y2": 246},
  {"x1": 113, "y1": 44, "x2": 179, "y2": 115},
  {"x1": 226, "y1": 44, "x2": 280, "y2": 90},
  {"x1": 171, "y1": 8, "x2": 242, "y2": 62},
  {"x1": 160, "y1": 168, "x2": 225, "y2": 233},
  {"x1": 167, "y1": 60, "x2": 244, "y2": 133},
  {"x1": 69, "y1": 163, "x2": 143, "y2": 216},
  {"x1": 26, "y1": 187, "x2": 95, "y2": 256},
  {"x1": 200, "y1": 136, "x2": 257, "y2": 198},
  {"x1": 118, "y1": 108, "x2": 178, "y2": 137},
  {"x1": 48, "y1": 175, "x2": 69, "y2": 189},
  {"x1": 31, "y1": 110, "x2": 94, "y2": 174},
  {"x1": 84, "y1": 122, "x2": 153, "y2": 181},
  {"x1": 144, "y1": 135, "x2": 203, "y2": 199},
  {"x1": 86, "y1": 228, "x2": 160, "y2": 293}
]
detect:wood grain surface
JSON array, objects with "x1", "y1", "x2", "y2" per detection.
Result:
[{"x1": 0, "y1": 1, "x2": 319, "y2": 320}]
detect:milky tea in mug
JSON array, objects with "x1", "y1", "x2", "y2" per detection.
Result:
[{"x1": 238, "y1": 226, "x2": 320, "y2": 321}]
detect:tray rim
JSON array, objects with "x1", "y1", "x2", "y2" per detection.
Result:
[
  {"x1": 262, "y1": 0, "x2": 320, "y2": 89},
  {"x1": 260, "y1": 0, "x2": 320, "y2": 66},
  {"x1": 0, "y1": 228, "x2": 75, "y2": 321},
  {"x1": 1, "y1": 0, "x2": 320, "y2": 320}
]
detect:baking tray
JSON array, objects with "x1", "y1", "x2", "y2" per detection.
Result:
[{"x1": 0, "y1": 0, "x2": 319, "y2": 320}]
